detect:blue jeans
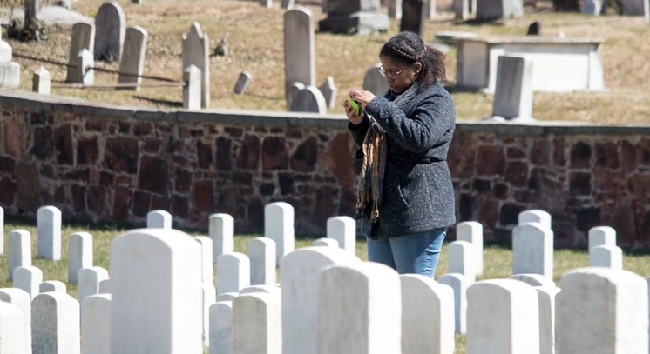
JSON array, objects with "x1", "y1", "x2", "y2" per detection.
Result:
[{"x1": 367, "y1": 228, "x2": 447, "y2": 278}]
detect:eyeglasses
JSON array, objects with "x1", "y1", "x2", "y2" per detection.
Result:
[{"x1": 378, "y1": 66, "x2": 406, "y2": 79}]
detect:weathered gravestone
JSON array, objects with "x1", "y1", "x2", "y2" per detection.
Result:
[
  {"x1": 491, "y1": 55, "x2": 533, "y2": 120},
  {"x1": 118, "y1": 26, "x2": 148, "y2": 90},
  {"x1": 476, "y1": 0, "x2": 524, "y2": 20},
  {"x1": 401, "y1": 0, "x2": 425, "y2": 37},
  {"x1": 318, "y1": 76, "x2": 337, "y2": 109},
  {"x1": 94, "y1": 2, "x2": 125, "y2": 62},
  {"x1": 233, "y1": 71, "x2": 252, "y2": 95},
  {"x1": 32, "y1": 67, "x2": 51, "y2": 95},
  {"x1": 362, "y1": 64, "x2": 390, "y2": 96},
  {"x1": 619, "y1": 0, "x2": 649, "y2": 19},
  {"x1": 232, "y1": 292, "x2": 281, "y2": 354},
  {"x1": 288, "y1": 86, "x2": 328, "y2": 114},
  {"x1": 66, "y1": 22, "x2": 94, "y2": 83},
  {"x1": 284, "y1": 9, "x2": 315, "y2": 106},
  {"x1": 0, "y1": 38, "x2": 20, "y2": 88},
  {"x1": 31, "y1": 291, "x2": 80, "y2": 354},
  {"x1": 24, "y1": 0, "x2": 42, "y2": 30},
  {"x1": 319, "y1": 0, "x2": 389, "y2": 35},
  {"x1": 182, "y1": 23, "x2": 210, "y2": 109}
]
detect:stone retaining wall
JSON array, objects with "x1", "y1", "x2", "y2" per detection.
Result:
[{"x1": 1, "y1": 89, "x2": 649, "y2": 249}]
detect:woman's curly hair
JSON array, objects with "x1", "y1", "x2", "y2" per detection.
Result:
[{"x1": 379, "y1": 31, "x2": 446, "y2": 86}]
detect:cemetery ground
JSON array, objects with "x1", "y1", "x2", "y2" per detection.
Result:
[
  {"x1": 1, "y1": 217, "x2": 650, "y2": 353},
  {"x1": 3, "y1": 0, "x2": 650, "y2": 124}
]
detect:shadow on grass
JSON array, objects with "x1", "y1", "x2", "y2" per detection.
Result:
[{"x1": 134, "y1": 96, "x2": 183, "y2": 108}]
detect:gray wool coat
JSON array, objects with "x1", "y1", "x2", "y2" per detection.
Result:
[{"x1": 349, "y1": 82, "x2": 457, "y2": 240}]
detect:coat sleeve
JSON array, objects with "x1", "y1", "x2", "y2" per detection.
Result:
[
  {"x1": 364, "y1": 94, "x2": 454, "y2": 153},
  {"x1": 348, "y1": 115, "x2": 370, "y2": 148}
]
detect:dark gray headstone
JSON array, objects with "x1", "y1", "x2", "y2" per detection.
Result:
[
  {"x1": 24, "y1": 0, "x2": 42, "y2": 28},
  {"x1": 526, "y1": 21, "x2": 540, "y2": 35},
  {"x1": 319, "y1": 0, "x2": 389, "y2": 36},
  {"x1": 94, "y1": 2, "x2": 125, "y2": 63},
  {"x1": 234, "y1": 71, "x2": 252, "y2": 95},
  {"x1": 400, "y1": 0, "x2": 425, "y2": 37},
  {"x1": 619, "y1": 0, "x2": 649, "y2": 17},
  {"x1": 492, "y1": 56, "x2": 533, "y2": 120},
  {"x1": 477, "y1": 0, "x2": 524, "y2": 20}
]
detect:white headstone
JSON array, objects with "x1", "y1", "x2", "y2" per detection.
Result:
[
  {"x1": 216, "y1": 292, "x2": 239, "y2": 302},
  {"x1": 146, "y1": 210, "x2": 172, "y2": 229},
  {"x1": 313, "y1": 237, "x2": 338, "y2": 247},
  {"x1": 317, "y1": 262, "x2": 401, "y2": 354},
  {"x1": 589, "y1": 244, "x2": 623, "y2": 270},
  {"x1": 182, "y1": 22, "x2": 210, "y2": 108},
  {"x1": 209, "y1": 301, "x2": 233, "y2": 354},
  {"x1": 195, "y1": 236, "x2": 214, "y2": 285},
  {"x1": 8, "y1": 230, "x2": 31, "y2": 281},
  {"x1": 466, "y1": 279, "x2": 539, "y2": 354},
  {"x1": 233, "y1": 292, "x2": 282, "y2": 354},
  {"x1": 0, "y1": 38, "x2": 12, "y2": 64},
  {"x1": 110, "y1": 229, "x2": 202, "y2": 354},
  {"x1": 400, "y1": 274, "x2": 455, "y2": 354},
  {"x1": 217, "y1": 252, "x2": 250, "y2": 295},
  {"x1": 492, "y1": 56, "x2": 533, "y2": 120},
  {"x1": 535, "y1": 285, "x2": 560, "y2": 354},
  {"x1": 78, "y1": 266, "x2": 109, "y2": 304},
  {"x1": 556, "y1": 268, "x2": 648, "y2": 354},
  {"x1": 31, "y1": 291, "x2": 81, "y2": 354},
  {"x1": 39, "y1": 280, "x2": 67, "y2": 293},
  {"x1": 264, "y1": 202, "x2": 295, "y2": 266},
  {"x1": 518, "y1": 210, "x2": 552, "y2": 229},
  {"x1": 588, "y1": 226, "x2": 616, "y2": 250},
  {"x1": 37, "y1": 205, "x2": 62, "y2": 260},
  {"x1": 78, "y1": 49, "x2": 94, "y2": 85},
  {"x1": 282, "y1": 247, "x2": 361, "y2": 354},
  {"x1": 98, "y1": 279, "x2": 111, "y2": 294},
  {"x1": 201, "y1": 283, "x2": 216, "y2": 348},
  {"x1": 210, "y1": 213, "x2": 234, "y2": 263},
  {"x1": 438, "y1": 273, "x2": 470, "y2": 334},
  {"x1": 94, "y1": 2, "x2": 126, "y2": 62},
  {"x1": 326, "y1": 216, "x2": 355, "y2": 255},
  {"x1": 240, "y1": 284, "x2": 281, "y2": 296},
  {"x1": 13, "y1": 265, "x2": 43, "y2": 300},
  {"x1": 66, "y1": 22, "x2": 95, "y2": 83},
  {"x1": 284, "y1": 8, "x2": 315, "y2": 104},
  {"x1": 233, "y1": 71, "x2": 252, "y2": 95},
  {"x1": 448, "y1": 240, "x2": 476, "y2": 282},
  {"x1": 456, "y1": 221, "x2": 484, "y2": 276},
  {"x1": 0, "y1": 288, "x2": 31, "y2": 354},
  {"x1": 0, "y1": 301, "x2": 25, "y2": 354},
  {"x1": 117, "y1": 25, "x2": 148, "y2": 90},
  {"x1": 362, "y1": 64, "x2": 390, "y2": 96},
  {"x1": 32, "y1": 66, "x2": 51, "y2": 95},
  {"x1": 81, "y1": 294, "x2": 111, "y2": 354},
  {"x1": 184, "y1": 65, "x2": 201, "y2": 110},
  {"x1": 318, "y1": 76, "x2": 337, "y2": 109},
  {"x1": 512, "y1": 223, "x2": 553, "y2": 278},
  {"x1": 69, "y1": 231, "x2": 93, "y2": 284},
  {"x1": 247, "y1": 237, "x2": 276, "y2": 286}
]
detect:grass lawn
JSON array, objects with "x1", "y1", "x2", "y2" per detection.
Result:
[{"x1": 1, "y1": 219, "x2": 649, "y2": 353}]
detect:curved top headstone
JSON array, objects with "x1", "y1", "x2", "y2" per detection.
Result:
[{"x1": 94, "y1": 2, "x2": 125, "y2": 62}]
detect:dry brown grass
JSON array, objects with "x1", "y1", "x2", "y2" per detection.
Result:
[{"x1": 4, "y1": 0, "x2": 650, "y2": 125}]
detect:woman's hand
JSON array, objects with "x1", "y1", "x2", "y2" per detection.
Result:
[
  {"x1": 348, "y1": 89, "x2": 375, "y2": 110},
  {"x1": 343, "y1": 97, "x2": 364, "y2": 125}
]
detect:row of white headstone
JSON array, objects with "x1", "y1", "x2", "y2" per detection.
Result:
[{"x1": 0, "y1": 203, "x2": 648, "y2": 353}]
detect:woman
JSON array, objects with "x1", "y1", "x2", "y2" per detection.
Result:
[{"x1": 345, "y1": 31, "x2": 456, "y2": 277}]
